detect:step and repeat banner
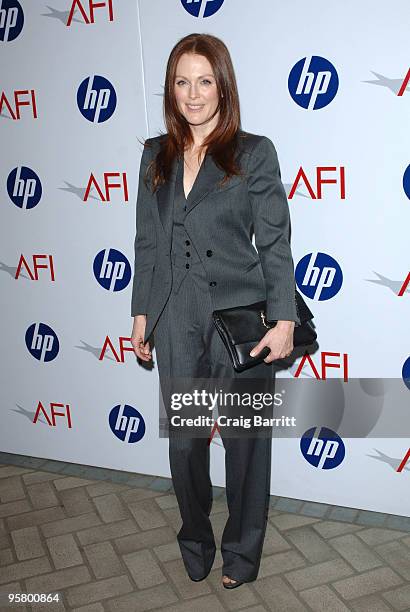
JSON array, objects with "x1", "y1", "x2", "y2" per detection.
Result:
[{"x1": 1, "y1": 0, "x2": 409, "y2": 516}]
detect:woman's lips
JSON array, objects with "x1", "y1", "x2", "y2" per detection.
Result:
[{"x1": 186, "y1": 104, "x2": 204, "y2": 112}]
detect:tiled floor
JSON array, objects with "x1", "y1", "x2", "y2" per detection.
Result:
[{"x1": 0, "y1": 452, "x2": 410, "y2": 611}]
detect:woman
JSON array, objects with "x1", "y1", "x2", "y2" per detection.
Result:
[{"x1": 131, "y1": 33, "x2": 300, "y2": 588}]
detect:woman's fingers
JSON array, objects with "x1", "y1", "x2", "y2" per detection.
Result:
[
  {"x1": 249, "y1": 340, "x2": 266, "y2": 358},
  {"x1": 138, "y1": 346, "x2": 152, "y2": 361},
  {"x1": 250, "y1": 329, "x2": 293, "y2": 363},
  {"x1": 131, "y1": 315, "x2": 151, "y2": 361},
  {"x1": 132, "y1": 337, "x2": 152, "y2": 361},
  {"x1": 264, "y1": 341, "x2": 293, "y2": 363}
]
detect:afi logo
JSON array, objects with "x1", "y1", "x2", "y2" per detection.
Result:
[
  {"x1": 397, "y1": 447, "x2": 410, "y2": 472},
  {"x1": 295, "y1": 352, "x2": 349, "y2": 382},
  {"x1": 26, "y1": 323, "x2": 59, "y2": 362},
  {"x1": 15, "y1": 255, "x2": 55, "y2": 281},
  {"x1": 295, "y1": 252, "x2": 343, "y2": 301},
  {"x1": 0, "y1": 89, "x2": 37, "y2": 119},
  {"x1": 288, "y1": 56, "x2": 339, "y2": 110},
  {"x1": 365, "y1": 68, "x2": 410, "y2": 97},
  {"x1": 94, "y1": 249, "x2": 131, "y2": 291},
  {"x1": 0, "y1": 0, "x2": 24, "y2": 42},
  {"x1": 77, "y1": 75, "x2": 117, "y2": 123},
  {"x1": 99, "y1": 336, "x2": 136, "y2": 362},
  {"x1": 109, "y1": 404, "x2": 146, "y2": 443},
  {"x1": 67, "y1": 0, "x2": 114, "y2": 25},
  {"x1": 398, "y1": 272, "x2": 410, "y2": 296},
  {"x1": 33, "y1": 401, "x2": 72, "y2": 428},
  {"x1": 84, "y1": 172, "x2": 129, "y2": 202},
  {"x1": 289, "y1": 166, "x2": 346, "y2": 199},
  {"x1": 402, "y1": 356, "x2": 410, "y2": 391},
  {"x1": 403, "y1": 164, "x2": 410, "y2": 199},
  {"x1": 181, "y1": 0, "x2": 224, "y2": 18},
  {"x1": 398, "y1": 68, "x2": 410, "y2": 96},
  {"x1": 300, "y1": 426, "x2": 345, "y2": 469},
  {"x1": 7, "y1": 167, "x2": 42, "y2": 209}
]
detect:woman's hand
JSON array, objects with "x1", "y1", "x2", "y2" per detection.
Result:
[
  {"x1": 250, "y1": 321, "x2": 295, "y2": 363},
  {"x1": 131, "y1": 315, "x2": 152, "y2": 362}
]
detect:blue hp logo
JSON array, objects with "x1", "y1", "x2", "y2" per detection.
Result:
[
  {"x1": 109, "y1": 404, "x2": 146, "y2": 443},
  {"x1": 77, "y1": 75, "x2": 117, "y2": 123},
  {"x1": 402, "y1": 356, "x2": 410, "y2": 391},
  {"x1": 295, "y1": 252, "x2": 343, "y2": 301},
  {"x1": 7, "y1": 166, "x2": 42, "y2": 210},
  {"x1": 288, "y1": 56, "x2": 339, "y2": 110},
  {"x1": 300, "y1": 427, "x2": 345, "y2": 469},
  {"x1": 403, "y1": 164, "x2": 410, "y2": 200},
  {"x1": 93, "y1": 249, "x2": 131, "y2": 292},
  {"x1": 0, "y1": 0, "x2": 24, "y2": 41},
  {"x1": 181, "y1": 0, "x2": 224, "y2": 18},
  {"x1": 25, "y1": 323, "x2": 59, "y2": 362}
]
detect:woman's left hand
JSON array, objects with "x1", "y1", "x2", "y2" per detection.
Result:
[{"x1": 250, "y1": 321, "x2": 295, "y2": 363}]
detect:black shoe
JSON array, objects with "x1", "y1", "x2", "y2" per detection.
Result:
[
  {"x1": 222, "y1": 576, "x2": 244, "y2": 589},
  {"x1": 188, "y1": 563, "x2": 213, "y2": 582},
  {"x1": 186, "y1": 546, "x2": 216, "y2": 582},
  {"x1": 189, "y1": 573, "x2": 208, "y2": 582}
]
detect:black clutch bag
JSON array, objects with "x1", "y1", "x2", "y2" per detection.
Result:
[{"x1": 212, "y1": 290, "x2": 317, "y2": 372}]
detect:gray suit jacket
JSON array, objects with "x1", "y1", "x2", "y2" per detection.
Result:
[{"x1": 131, "y1": 130, "x2": 300, "y2": 344}]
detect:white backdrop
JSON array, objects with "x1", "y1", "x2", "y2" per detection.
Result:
[{"x1": 1, "y1": 0, "x2": 410, "y2": 516}]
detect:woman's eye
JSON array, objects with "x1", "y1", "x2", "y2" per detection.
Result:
[{"x1": 176, "y1": 79, "x2": 213, "y2": 86}]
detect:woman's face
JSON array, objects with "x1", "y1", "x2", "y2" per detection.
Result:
[{"x1": 174, "y1": 53, "x2": 220, "y2": 128}]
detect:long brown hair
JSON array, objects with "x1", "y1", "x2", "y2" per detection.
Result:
[{"x1": 145, "y1": 33, "x2": 243, "y2": 192}]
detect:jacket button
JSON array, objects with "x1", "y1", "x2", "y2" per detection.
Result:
[
  {"x1": 186, "y1": 263, "x2": 190, "y2": 269},
  {"x1": 209, "y1": 281, "x2": 217, "y2": 287},
  {"x1": 206, "y1": 250, "x2": 213, "y2": 257},
  {"x1": 185, "y1": 240, "x2": 190, "y2": 246},
  {"x1": 183, "y1": 205, "x2": 187, "y2": 211},
  {"x1": 186, "y1": 252, "x2": 191, "y2": 257}
]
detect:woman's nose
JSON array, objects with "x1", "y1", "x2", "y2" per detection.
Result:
[{"x1": 189, "y1": 85, "x2": 199, "y2": 98}]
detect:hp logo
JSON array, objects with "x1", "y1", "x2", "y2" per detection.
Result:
[
  {"x1": 77, "y1": 76, "x2": 117, "y2": 123},
  {"x1": 25, "y1": 323, "x2": 60, "y2": 362},
  {"x1": 300, "y1": 427, "x2": 345, "y2": 469},
  {"x1": 403, "y1": 164, "x2": 410, "y2": 200},
  {"x1": 288, "y1": 56, "x2": 339, "y2": 110},
  {"x1": 180, "y1": 0, "x2": 224, "y2": 18},
  {"x1": 109, "y1": 404, "x2": 146, "y2": 443},
  {"x1": 93, "y1": 249, "x2": 131, "y2": 292},
  {"x1": 402, "y1": 357, "x2": 410, "y2": 391},
  {"x1": 7, "y1": 167, "x2": 42, "y2": 210},
  {"x1": 295, "y1": 252, "x2": 343, "y2": 301},
  {"x1": 0, "y1": 0, "x2": 24, "y2": 42}
]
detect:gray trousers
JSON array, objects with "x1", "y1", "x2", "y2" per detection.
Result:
[{"x1": 153, "y1": 255, "x2": 274, "y2": 582}]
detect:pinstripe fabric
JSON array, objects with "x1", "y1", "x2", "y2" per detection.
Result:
[
  {"x1": 152, "y1": 162, "x2": 274, "y2": 583},
  {"x1": 131, "y1": 131, "x2": 301, "y2": 345}
]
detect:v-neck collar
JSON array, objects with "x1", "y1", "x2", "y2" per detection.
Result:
[
  {"x1": 156, "y1": 149, "x2": 227, "y2": 242},
  {"x1": 180, "y1": 153, "x2": 207, "y2": 202}
]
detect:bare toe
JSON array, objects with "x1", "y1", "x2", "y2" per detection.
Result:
[{"x1": 222, "y1": 575, "x2": 235, "y2": 584}]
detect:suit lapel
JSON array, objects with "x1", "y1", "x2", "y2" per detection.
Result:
[
  {"x1": 156, "y1": 157, "x2": 178, "y2": 240},
  {"x1": 186, "y1": 153, "x2": 226, "y2": 213},
  {"x1": 156, "y1": 151, "x2": 227, "y2": 241}
]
